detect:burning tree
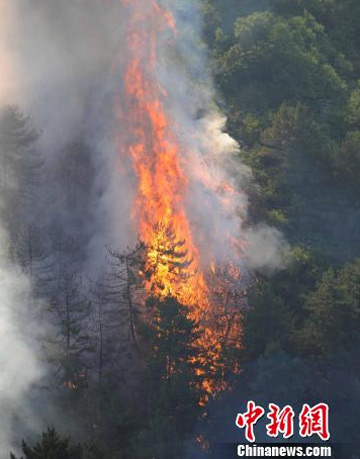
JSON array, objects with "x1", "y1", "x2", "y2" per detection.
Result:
[
  {"x1": 114, "y1": 0, "x2": 244, "y2": 402},
  {"x1": 130, "y1": 296, "x2": 203, "y2": 458}
]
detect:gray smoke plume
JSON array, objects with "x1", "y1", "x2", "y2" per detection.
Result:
[
  {"x1": 1, "y1": 0, "x2": 288, "y2": 270},
  {"x1": 136, "y1": 0, "x2": 289, "y2": 274},
  {"x1": 0, "y1": 224, "x2": 44, "y2": 455}
]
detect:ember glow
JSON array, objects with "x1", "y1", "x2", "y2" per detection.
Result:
[{"x1": 116, "y1": 0, "x2": 243, "y2": 399}]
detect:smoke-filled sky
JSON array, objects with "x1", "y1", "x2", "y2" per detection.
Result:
[
  {"x1": 2, "y1": 0, "x2": 119, "y2": 144},
  {"x1": 0, "y1": 0, "x2": 287, "y2": 271},
  {"x1": 0, "y1": 0, "x2": 19, "y2": 103}
]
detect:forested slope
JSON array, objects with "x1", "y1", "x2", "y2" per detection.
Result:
[
  {"x1": 201, "y1": 2, "x2": 360, "y2": 456},
  {"x1": 205, "y1": 0, "x2": 360, "y2": 259}
]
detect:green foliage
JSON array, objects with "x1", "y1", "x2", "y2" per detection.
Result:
[
  {"x1": 334, "y1": 130, "x2": 360, "y2": 178},
  {"x1": 243, "y1": 246, "x2": 322, "y2": 360},
  {"x1": 209, "y1": 0, "x2": 360, "y2": 227},
  {"x1": 243, "y1": 282, "x2": 296, "y2": 359},
  {"x1": 132, "y1": 296, "x2": 202, "y2": 458},
  {"x1": 216, "y1": 10, "x2": 347, "y2": 109},
  {"x1": 145, "y1": 296, "x2": 201, "y2": 419},
  {"x1": 346, "y1": 83, "x2": 360, "y2": 126},
  {"x1": 300, "y1": 259, "x2": 360, "y2": 356},
  {"x1": 10, "y1": 428, "x2": 83, "y2": 459},
  {"x1": 243, "y1": 253, "x2": 360, "y2": 362},
  {"x1": 73, "y1": 387, "x2": 143, "y2": 457}
]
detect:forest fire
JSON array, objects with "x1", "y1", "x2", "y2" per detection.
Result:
[
  {"x1": 3, "y1": 0, "x2": 355, "y2": 454},
  {"x1": 116, "y1": 0, "x2": 242, "y2": 400}
]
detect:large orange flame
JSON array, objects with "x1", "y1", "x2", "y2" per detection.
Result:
[
  {"x1": 120, "y1": 0, "x2": 208, "y2": 311},
  {"x1": 116, "y1": 0, "x2": 242, "y2": 400}
]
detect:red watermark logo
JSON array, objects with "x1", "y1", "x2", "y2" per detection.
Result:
[{"x1": 236, "y1": 401, "x2": 330, "y2": 443}]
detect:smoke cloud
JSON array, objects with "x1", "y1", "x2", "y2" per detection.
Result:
[
  {"x1": 0, "y1": 0, "x2": 287, "y2": 272},
  {"x1": 128, "y1": 0, "x2": 288, "y2": 274},
  {"x1": 0, "y1": 224, "x2": 44, "y2": 455},
  {"x1": 0, "y1": 0, "x2": 19, "y2": 104}
]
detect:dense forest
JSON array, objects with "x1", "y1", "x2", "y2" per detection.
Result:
[{"x1": 3, "y1": 0, "x2": 360, "y2": 458}]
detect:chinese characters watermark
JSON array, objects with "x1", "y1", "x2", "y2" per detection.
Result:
[{"x1": 236, "y1": 401, "x2": 330, "y2": 443}]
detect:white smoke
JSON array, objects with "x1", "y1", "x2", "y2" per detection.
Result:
[
  {"x1": 155, "y1": 0, "x2": 288, "y2": 274},
  {"x1": 244, "y1": 224, "x2": 290, "y2": 275},
  {"x1": 0, "y1": 225, "x2": 44, "y2": 455},
  {"x1": 0, "y1": 0, "x2": 20, "y2": 104}
]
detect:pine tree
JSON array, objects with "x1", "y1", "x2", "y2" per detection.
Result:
[
  {"x1": 132, "y1": 296, "x2": 202, "y2": 459},
  {"x1": 48, "y1": 141, "x2": 96, "y2": 264},
  {"x1": 0, "y1": 105, "x2": 42, "y2": 227},
  {"x1": 12, "y1": 222, "x2": 54, "y2": 297},
  {"x1": 48, "y1": 263, "x2": 93, "y2": 390},
  {"x1": 89, "y1": 243, "x2": 146, "y2": 386},
  {"x1": 146, "y1": 297, "x2": 202, "y2": 427},
  {"x1": 10, "y1": 428, "x2": 83, "y2": 459},
  {"x1": 106, "y1": 242, "x2": 146, "y2": 355},
  {"x1": 55, "y1": 141, "x2": 95, "y2": 209},
  {"x1": 300, "y1": 259, "x2": 360, "y2": 356},
  {"x1": 142, "y1": 222, "x2": 192, "y2": 300}
]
